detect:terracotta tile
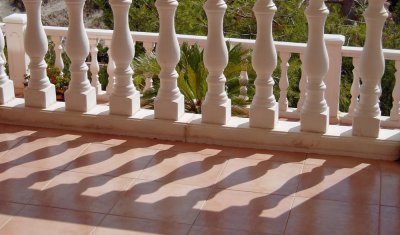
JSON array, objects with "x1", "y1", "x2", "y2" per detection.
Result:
[
  {"x1": 189, "y1": 226, "x2": 273, "y2": 235},
  {"x1": 0, "y1": 202, "x2": 25, "y2": 227},
  {"x1": 0, "y1": 134, "x2": 26, "y2": 157},
  {"x1": 111, "y1": 180, "x2": 212, "y2": 224},
  {"x1": 285, "y1": 197, "x2": 379, "y2": 235},
  {"x1": 381, "y1": 166, "x2": 400, "y2": 207},
  {"x1": 217, "y1": 158, "x2": 303, "y2": 195},
  {"x1": 194, "y1": 189, "x2": 293, "y2": 234},
  {"x1": 30, "y1": 171, "x2": 133, "y2": 213},
  {"x1": 305, "y1": 153, "x2": 380, "y2": 169},
  {"x1": 0, "y1": 205, "x2": 104, "y2": 235},
  {"x1": 92, "y1": 215, "x2": 191, "y2": 235},
  {"x1": 140, "y1": 151, "x2": 228, "y2": 187},
  {"x1": 219, "y1": 148, "x2": 306, "y2": 163},
  {"x1": 296, "y1": 164, "x2": 380, "y2": 204},
  {"x1": 380, "y1": 206, "x2": 400, "y2": 235},
  {"x1": 65, "y1": 143, "x2": 158, "y2": 178},
  {"x1": 0, "y1": 137, "x2": 90, "y2": 170},
  {"x1": 0, "y1": 165, "x2": 59, "y2": 203}
]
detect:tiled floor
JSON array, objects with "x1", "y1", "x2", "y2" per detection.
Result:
[{"x1": 0, "y1": 124, "x2": 399, "y2": 235}]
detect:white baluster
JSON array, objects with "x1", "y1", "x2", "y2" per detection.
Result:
[
  {"x1": 202, "y1": 0, "x2": 231, "y2": 125},
  {"x1": 64, "y1": 0, "x2": 96, "y2": 112},
  {"x1": 51, "y1": 36, "x2": 65, "y2": 76},
  {"x1": 89, "y1": 38, "x2": 102, "y2": 94},
  {"x1": 249, "y1": 0, "x2": 277, "y2": 128},
  {"x1": 109, "y1": 0, "x2": 140, "y2": 116},
  {"x1": 353, "y1": 0, "x2": 388, "y2": 138},
  {"x1": 105, "y1": 40, "x2": 115, "y2": 96},
  {"x1": 348, "y1": 57, "x2": 360, "y2": 116},
  {"x1": 297, "y1": 53, "x2": 307, "y2": 112},
  {"x1": 300, "y1": 0, "x2": 329, "y2": 133},
  {"x1": 238, "y1": 70, "x2": 249, "y2": 101},
  {"x1": 0, "y1": 26, "x2": 15, "y2": 104},
  {"x1": 154, "y1": 0, "x2": 184, "y2": 120},
  {"x1": 23, "y1": 0, "x2": 56, "y2": 108},
  {"x1": 278, "y1": 52, "x2": 291, "y2": 112},
  {"x1": 390, "y1": 61, "x2": 400, "y2": 121},
  {"x1": 143, "y1": 42, "x2": 155, "y2": 94}
]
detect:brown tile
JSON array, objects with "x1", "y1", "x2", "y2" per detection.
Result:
[
  {"x1": 30, "y1": 171, "x2": 132, "y2": 213},
  {"x1": 305, "y1": 153, "x2": 380, "y2": 169},
  {"x1": 0, "y1": 137, "x2": 89, "y2": 170},
  {"x1": 140, "y1": 151, "x2": 228, "y2": 187},
  {"x1": 110, "y1": 180, "x2": 212, "y2": 224},
  {"x1": 0, "y1": 165, "x2": 59, "y2": 203},
  {"x1": 380, "y1": 206, "x2": 400, "y2": 235},
  {"x1": 189, "y1": 226, "x2": 273, "y2": 235},
  {"x1": 217, "y1": 158, "x2": 303, "y2": 195},
  {"x1": 92, "y1": 215, "x2": 190, "y2": 235},
  {"x1": 285, "y1": 197, "x2": 379, "y2": 235},
  {"x1": 0, "y1": 205, "x2": 104, "y2": 235},
  {"x1": 220, "y1": 148, "x2": 306, "y2": 163},
  {"x1": 194, "y1": 189, "x2": 293, "y2": 234},
  {"x1": 0, "y1": 202, "x2": 25, "y2": 227},
  {"x1": 381, "y1": 167, "x2": 400, "y2": 207},
  {"x1": 0, "y1": 131, "x2": 31, "y2": 157},
  {"x1": 65, "y1": 143, "x2": 158, "y2": 178},
  {"x1": 296, "y1": 164, "x2": 380, "y2": 204}
]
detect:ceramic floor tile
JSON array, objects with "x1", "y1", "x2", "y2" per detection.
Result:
[
  {"x1": 0, "y1": 165, "x2": 59, "y2": 203},
  {"x1": 110, "y1": 179, "x2": 212, "y2": 224},
  {"x1": 195, "y1": 189, "x2": 293, "y2": 235},
  {"x1": 217, "y1": 158, "x2": 303, "y2": 195},
  {"x1": 0, "y1": 202, "x2": 25, "y2": 227},
  {"x1": 65, "y1": 143, "x2": 158, "y2": 178},
  {"x1": 92, "y1": 215, "x2": 191, "y2": 235},
  {"x1": 380, "y1": 206, "x2": 400, "y2": 235},
  {"x1": 0, "y1": 205, "x2": 104, "y2": 235},
  {"x1": 304, "y1": 153, "x2": 380, "y2": 169},
  {"x1": 0, "y1": 136, "x2": 90, "y2": 170},
  {"x1": 30, "y1": 171, "x2": 133, "y2": 213},
  {"x1": 140, "y1": 151, "x2": 228, "y2": 187},
  {"x1": 0, "y1": 131, "x2": 30, "y2": 157},
  {"x1": 219, "y1": 148, "x2": 306, "y2": 163},
  {"x1": 189, "y1": 226, "x2": 274, "y2": 235},
  {"x1": 381, "y1": 161, "x2": 400, "y2": 207},
  {"x1": 285, "y1": 197, "x2": 379, "y2": 235},
  {"x1": 296, "y1": 164, "x2": 380, "y2": 204}
]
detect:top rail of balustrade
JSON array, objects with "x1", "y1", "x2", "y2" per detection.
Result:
[{"x1": 342, "y1": 46, "x2": 400, "y2": 61}]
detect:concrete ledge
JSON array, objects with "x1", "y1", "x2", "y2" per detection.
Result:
[{"x1": 0, "y1": 98, "x2": 399, "y2": 160}]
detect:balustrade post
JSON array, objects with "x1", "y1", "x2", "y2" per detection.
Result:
[
  {"x1": 390, "y1": 61, "x2": 400, "y2": 121},
  {"x1": 3, "y1": 14, "x2": 29, "y2": 95},
  {"x1": 202, "y1": 0, "x2": 231, "y2": 124},
  {"x1": 278, "y1": 51, "x2": 290, "y2": 112},
  {"x1": 249, "y1": 0, "x2": 278, "y2": 128},
  {"x1": 89, "y1": 38, "x2": 102, "y2": 94},
  {"x1": 348, "y1": 57, "x2": 360, "y2": 116},
  {"x1": 52, "y1": 36, "x2": 64, "y2": 76},
  {"x1": 154, "y1": 0, "x2": 184, "y2": 120},
  {"x1": 300, "y1": 0, "x2": 330, "y2": 133},
  {"x1": 105, "y1": 40, "x2": 115, "y2": 95},
  {"x1": 324, "y1": 34, "x2": 345, "y2": 123},
  {"x1": 23, "y1": 0, "x2": 56, "y2": 108},
  {"x1": 109, "y1": 0, "x2": 140, "y2": 116},
  {"x1": 64, "y1": 0, "x2": 96, "y2": 112},
  {"x1": 353, "y1": 0, "x2": 388, "y2": 138},
  {"x1": 297, "y1": 53, "x2": 307, "y2": 112},
  {"x1": 0, "y1": 27, "x2": 15, "y2": 104}
]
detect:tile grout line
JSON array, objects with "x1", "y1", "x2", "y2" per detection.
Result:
[
  {"x1": 378, "y1": 161, "x2": 382, "y2": 235},
  {"x1": 0, "y1": 203, "x2": 28, "y2": 232}
]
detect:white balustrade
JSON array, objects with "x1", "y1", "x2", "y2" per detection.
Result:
[
  {"x1": 89, "y1": 38, "x2": 102, "y2": 94},
  {"x1": 154, "y1": 0, "x2": 184, "y2": 120},
  {"x1": 202, "y1": 0, "x2": 231, "y2": 125},
  {"x1": 23, "y1": 0, "x2": 56, "y2": 108},
  {"x1": 348, "y1": 57, "x2": 360, "y2": 116},
  {"x1": 105, "y1": 40, "x2": 115, "y2": 96},
  {"x1": 353, "y1": 0, "x2": 388, "y2": 138},
  {"x1": 390, "y1": 61, "x2": 400, "y2": 121},
  {"x1": 297, "y1": 53, "x2": 306, "y2": 112},
  {"x1": 109, "y1": 0, "x2": 140, "y2": 116},
  {"x1": 0, "y1": 27, "x2": 15, "y2": 104},
  {"x1": 64, "y1": 0, "x2": 96, "y2": 112},
  {"x1": 249, "y1": 0, "x2": 278, "y2": 129},
  {"x1": 52, "y1": 36, "x2": 64, "y2": 76},
  {"x1": 238, "y1": 71, "x2": 249, "y2": 101},
  {"x1": 278, "y1": 51, "x2": 290, "y2": 112},
  {"x1": 300, "y1": 0, "x2": 329, "y2": 133}
]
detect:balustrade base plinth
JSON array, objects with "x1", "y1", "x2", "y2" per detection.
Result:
[
  {"x1": 201, "y1": 100, "x2": 232, "y2": 125},
  {"x1": 110, "y1": 92, "x2": 141, "y2": 116},
  {"x1": 352, "y1": 116, "x2": 381, "y2": 138},
  {"x1": 64, "y1": 87, "x2": 96, "y2": 112},
  {"x1": 24, "y1": 85, "x2": 56, "y2": 109},
  {"x1": 154, "y1": 95, "x2": 184, "y2": 121},
  {"x1": 0, "y1": 80, "x2": 15, "y2": 104},
  {"x1": 249, "y1": 104, "x2": 278, "y2": 129},
  {"x1": 301, "y1": 110, "x2": 329, "y2": 133}
]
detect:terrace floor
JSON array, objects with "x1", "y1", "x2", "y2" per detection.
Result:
[{"x1": 0, "y1": 124, "x2": 399, "y2": 235}]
